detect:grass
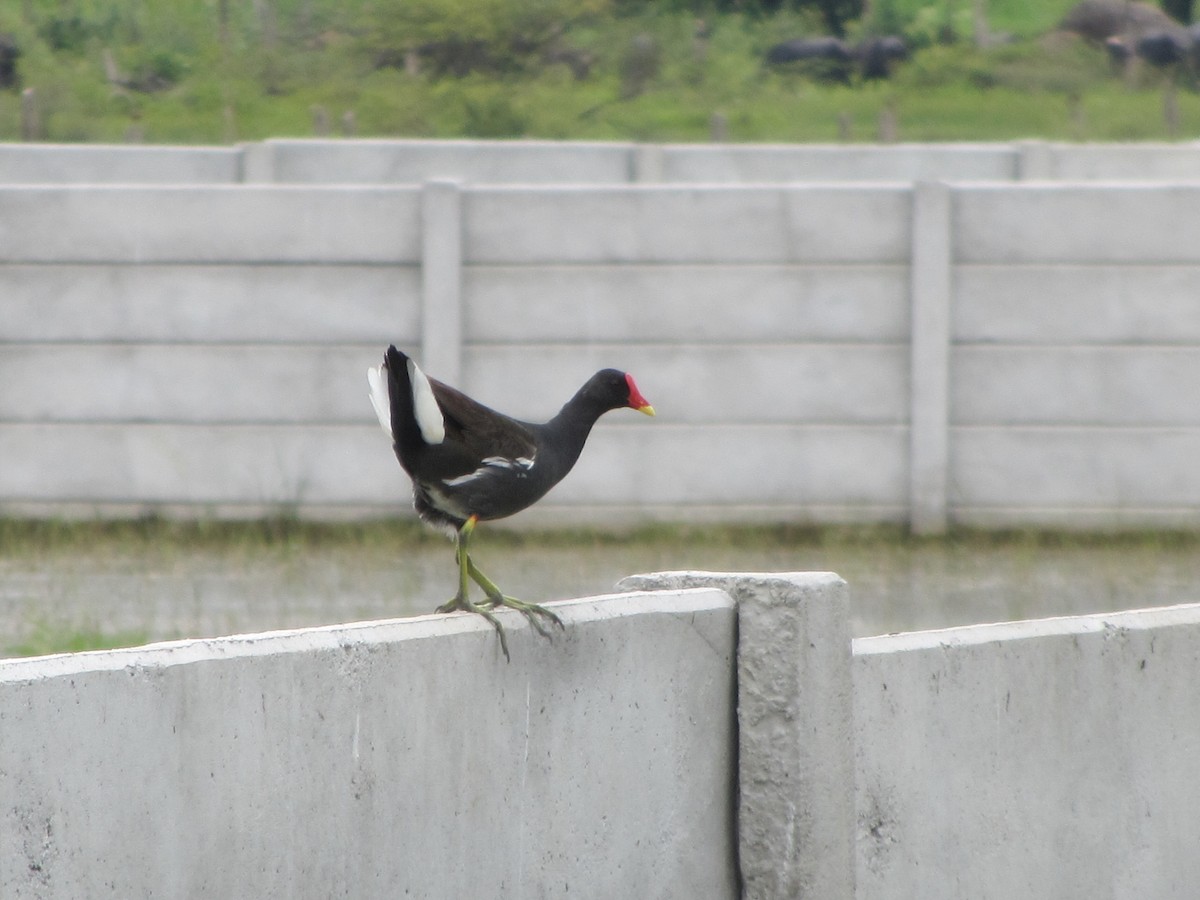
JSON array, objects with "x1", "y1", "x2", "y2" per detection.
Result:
[
  {"x1": 0, "y1": 1, "x2": 1195, "y2": 144},
  {"x1": 4, "y1": 517, "x2": 1200, "y2": 659},
  {"x1": 5, "y1": 619, "x2": 150, "y2": 658}
]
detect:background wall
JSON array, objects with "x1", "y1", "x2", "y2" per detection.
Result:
[
  {"x1": 4, "y1": 141, "x2": 1200, "y2": 528},
  {"x1": 7, "y1": 138, "x2": 1200, "y2": 184}
]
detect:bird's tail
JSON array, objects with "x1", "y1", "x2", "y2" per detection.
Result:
[{"x1": 371, "y1": 346, "x2": 446, "y2": 452}]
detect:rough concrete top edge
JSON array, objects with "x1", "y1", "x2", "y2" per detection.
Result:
[
  {"x1": 0, "y1": 587, "x2": 732, "y2": 683},
  {"x1": 0, "y1": 143, "x2": 242, "y2": 154},
  {"x1": 0, "y1": 183, "x2": 423, "y2": 196},
  {"x1": 617, "y1": 570, "x2": 845, "y2": 593},
  {"x1": 853, "y1": 601, "x2": 1200, "y2": 655},
  {"x1": 259, "y1": 137, "x2": 641, "y2": 150}
]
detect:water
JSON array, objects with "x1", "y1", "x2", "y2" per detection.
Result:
[{"x1": 3, "y1": 527, "x2": 1200, "y2": 655}]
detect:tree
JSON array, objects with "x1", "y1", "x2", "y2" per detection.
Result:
[
  {"x1": 811, "y1": 0, "x2": 864, "y2": 37},
  {"x1": 364, "y1": 0, "x2": 610, "y2": 76},
  {"x1": 1161, "y1": 0, "x2": 1193, "y2": 24},
  {"x1": 709, "y1": 0, "x2": 865, "y2": 37}
]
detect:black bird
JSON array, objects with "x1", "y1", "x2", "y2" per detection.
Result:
[{"x1": 368, "y1": 346, "x2": 655, "y2": 660}]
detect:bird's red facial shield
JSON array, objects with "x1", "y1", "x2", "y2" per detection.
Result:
[{"x1": 625, "y1": 373, "x2": 655, "y2": 416}]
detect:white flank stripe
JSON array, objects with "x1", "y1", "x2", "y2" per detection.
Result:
[
  {"x1": 442, "y1": 454, "x2": 535, "y2": 488},
  {"x1": 443, "y1": 470, "x2": 484, "y2": 488},
  {"x1": 366, "y1": 365, "x2": 392, "y2": 438},
  {"x1": 408, "y1": 358, "x2": 446, "y2": 445}
]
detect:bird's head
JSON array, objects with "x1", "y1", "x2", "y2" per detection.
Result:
[{"x1": 583, "y1": 369, "x2": 655, "y2": 417}]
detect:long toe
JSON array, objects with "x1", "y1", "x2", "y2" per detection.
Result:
[
  {"x1": 435, "y1": 595, "x2": 471, "y2": 615},
  {"x1": 495, "y1": 596, "x2": 565, "y2": 640},
  {"x1": 466, "y1": 558, "x2": 563, "y2": 632},
  {"x1": 434, "y1": 594, "x2": 511, "y2": 661}
]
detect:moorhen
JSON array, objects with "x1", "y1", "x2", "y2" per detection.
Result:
[{"x1": 367, "y1": 346, "x2": 655, "y2": 660}]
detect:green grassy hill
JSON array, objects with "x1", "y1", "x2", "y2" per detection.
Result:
[{"x1": 0, "y1": 1, "x2": 1195, "y2": 144}]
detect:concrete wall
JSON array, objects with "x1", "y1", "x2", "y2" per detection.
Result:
[
  {"x1": 0, "y1": 588, "x2": 740, "y2": 900},
  {"x1": 4, "y1": 177, "x2": 1200, "y2": 527},
  {"x1": 854, "y1": 603, "x2": 1200, "y2": 900},
  {"x1": 8, "y1": 138, "x2": 1200, "y2": 184},
  {"x1": 5, "y1": 569, "x2": 1197, "y2": 899},
  {"x1": 0, "y1": 143, "x2": 245, "y2": 183}
]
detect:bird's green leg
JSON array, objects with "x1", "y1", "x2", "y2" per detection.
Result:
[
  {"x1": 466, "y1": 555, "x2": 565, "y2": 639},
  {"x1": 435, "y1": 516, "x2": 511, "y2": 661}
]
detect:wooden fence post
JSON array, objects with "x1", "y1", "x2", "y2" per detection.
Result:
[{"x1": 909, "y1": 180, "x2": 952, "y2": 534}]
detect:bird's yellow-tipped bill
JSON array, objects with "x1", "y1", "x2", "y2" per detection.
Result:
[{"x1": 624, "y1": 373, "x2": 655, "y2": 417}]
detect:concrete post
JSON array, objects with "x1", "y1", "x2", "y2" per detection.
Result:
[
  {"x1": 908, "y1": 180, "x2": 952, "y2": 535},
  {"x1": 239, "y1": 141, "x2": 276, "y2": 183},
  {"x1": 631, "y1": 144, "x2": 666, "y2": 182},
  {"x1": 421, "y1": 178, "x2": 464, "y2": 385},
  {"x1": 617, "y1": 571, "x2": 854, "y2": 900},
  {"x1": 1015, "y1": 139, "x2": 1054, "y2": 180}
]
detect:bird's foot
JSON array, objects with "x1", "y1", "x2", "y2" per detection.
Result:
[
  {"x1": 467, "y1": 557, "x2": 565, "y2": 641},
  {"x1": 482, "y1": 594, "x2": 565, "y2": 641},
  {"x1": 436, "y1": 593, "x2": 511, "y2": 662}
]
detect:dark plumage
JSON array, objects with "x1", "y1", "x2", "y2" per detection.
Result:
[{"x1": 368, "y1": 345, "x2": 654, "y2": 659}]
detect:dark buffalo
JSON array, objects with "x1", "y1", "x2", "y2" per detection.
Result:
[
  {"x1": 855, "y1": 36, "x2": 909, "y2": 80},
  {"x1": 1060, "y1": 0, "x2": 1177, "y2": 43},
  {"x1": 765, "y1": 37, "x2": 853, "y2": 83},
  {"x1": 1135, "y1": 29, "x2": 1193, "y2": 67},
  {"x1": 0, "y1": 34, "x2": 19, "y2": 90},
  {"x1": 766, "y1": 37, "x2": 852, "y2": 65}
]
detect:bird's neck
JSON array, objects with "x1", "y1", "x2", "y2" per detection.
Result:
[{"x1": 542, "y1": 394, "x2": 610, "y2": 471}]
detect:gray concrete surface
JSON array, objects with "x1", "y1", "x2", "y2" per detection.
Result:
[
  {"x1": 4, "y1": 176, "x2": 1200, "y2": 529},
  {"x1": 0, "y1": 589, "x2": 738, "y2": 899},
  {"x1": 619, "y1": 571, "x2": 854, "y2": 900},
  {"x1": 8, "y1": 139, "x2": 1200, "y2": 185},
  {"x1": 854, "y1": 603, "x2": 1200, "y2": 900},
  {"x1": 4, "y1": 565, "x2": 1198, "y2": 899}
]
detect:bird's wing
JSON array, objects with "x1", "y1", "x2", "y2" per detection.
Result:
[{"x1": 429, "y1": 378, "x2": 539, "y2": 468}]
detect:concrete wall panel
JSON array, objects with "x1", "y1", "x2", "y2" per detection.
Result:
[
  {"x1": 464, "y1": 186, "x2": 911, "y2": 264},
  {"x1": 951, "y1": 427, "x2": 1200, "y2": 509},
  {"x1": 954, "y1": 265, "x2": 1200, "y2": 344},
  {"x1": 0, "y1": 590, "x2": 738, "y2": 900},
  {"x1": 267, "y1": 138, "x2": 637, "y2": 184},
  {"x1": 463, "y1": 264, "x2": 910, "y2": 343},
  {"x1": 551, "y1": 424, "x2": 908, "y2": 509},
  {"x1": 956, "y1": 184, "x2": 1200, "y2": 264},
  {"x1": 1050, "y1": 143, "x2": 1200, "y2": 180},
  {"x1": 0, "y1": 186, "x2": 421, "y2": 263},
  {"x1": 10, "y1": 139, "x2": 1200, "y2": 187},
  {"x1": 952, "y1": 347, "x2": 1200, "y2": 426},
  {"x1": 1, "y1": 264, "x2": 418, "y2": 343},
  {"x1": 0, "y1": 423, "x2": 405, "y2": 508},
  {"x1": 855, "y1": 604, "x2": 1200, "y2": 900},
  {"x1": 0, "y1": 345, "x2": 385, "y2": 424},
  {"x1": 659, "y1": 143, "x2": 1016, "y2": 183},
  {"x1": 0, "y1": 143, "x2": 242, "y2": 183},
  {"x1": 0, "y1": 423, "x2": 905, "y2": 514}
]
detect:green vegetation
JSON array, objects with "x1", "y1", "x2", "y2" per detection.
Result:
[
  {"x1": 5, "y1": 619, "x2": 149, "y2": 657},
  {"x1": 0, "y1": 0, "x2": 1195, "y2": 144},
  {"x1": 5, "y1": 517, "x2": 1200, "y2": 658}
]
